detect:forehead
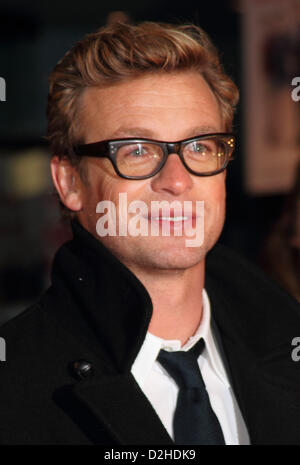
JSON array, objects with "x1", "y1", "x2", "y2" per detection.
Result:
[{"x1": 78, "y1": 71, "x2": 223, "y2": 143}]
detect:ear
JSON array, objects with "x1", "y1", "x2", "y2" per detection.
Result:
[{"x1": 50, "y1": 156, "x2": 83, "y2": 212}]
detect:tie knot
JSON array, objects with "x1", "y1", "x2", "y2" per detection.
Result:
[{"x1": 157, "y1": 338, "x2": 205, "y2": 389}]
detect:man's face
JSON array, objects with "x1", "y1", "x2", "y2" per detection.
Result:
[{"x1": 73, "y1": 71, "x2": 227, "y2": 272}]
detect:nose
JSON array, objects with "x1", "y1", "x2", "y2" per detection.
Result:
[{"x1": 150, "y1": 153, "x2": 193, "y2": 196}]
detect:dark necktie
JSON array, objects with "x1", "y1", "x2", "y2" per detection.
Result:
[{"x1": 157, "y1": 338, "x2": 226, "y2": 445}]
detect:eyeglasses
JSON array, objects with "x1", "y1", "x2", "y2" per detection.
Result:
[{"x1": 72, "y1": 133, "x2": 236, "y2": 180}]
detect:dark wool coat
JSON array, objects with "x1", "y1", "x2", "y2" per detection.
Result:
[{"x1": 0, "y1": 221, "x2": 300, "y2": 445}]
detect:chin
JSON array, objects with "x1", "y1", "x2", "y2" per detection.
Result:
[
  {"x1": 145, "y1": 248, "x2": 207, "y2": 270},
  {"x1": 122, "y1": 236, "x2": 213, "y2": 271},
  {"x1": 97, "y1": 219, "x2": 223, "y2": 271}
]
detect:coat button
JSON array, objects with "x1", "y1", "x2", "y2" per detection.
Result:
[{"x1": 72, "y1": 360, "x2": 94, "y2": 379}]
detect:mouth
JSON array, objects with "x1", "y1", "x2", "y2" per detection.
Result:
[
  {"x1": 151, "y1": 215, "x2": 189, "y2": 222},
  {"x1": 143, "y1": 212, "x2": 198, "y2": 232}
]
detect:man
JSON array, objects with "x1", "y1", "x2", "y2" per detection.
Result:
[{"x1": 1, "y1": 21, "x2": 300, "y2": 445}]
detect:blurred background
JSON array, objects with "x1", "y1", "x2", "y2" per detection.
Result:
[{"x1": 0, "y1": 0, "x2": 299, "y2": 324}]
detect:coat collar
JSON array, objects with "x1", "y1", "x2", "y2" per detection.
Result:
[
  {"x1": 50, "y1": 220, "x2": 153, "y2": 374},
  {"x1": 50, "y1": 221, "x2": 173, "y2": 443}
]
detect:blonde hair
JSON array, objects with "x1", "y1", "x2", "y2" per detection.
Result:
[{"x1": 47, "y1": 21, "x2": 239, "y2": 162}]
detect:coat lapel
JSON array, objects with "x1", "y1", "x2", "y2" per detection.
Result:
[
  {"x1": 49, "y1": 225, "x2": 173, "y2": 444},
  {"x1": 71, "y1": 374, "x2": 174, "y2": 445}
]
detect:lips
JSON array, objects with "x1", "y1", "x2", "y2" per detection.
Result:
[
  {"x1": 146, "y1": 210, "x2": 197, "y2": 220},
  {"x1": 143, "y1": 210, "x2": 198, "y2": 232},
  {"x1": 152, "y1": 216, "x2": 189, "y2": 221},
  {"x1": 146, "y1": 206, "x2": 195, "y2": 218}
]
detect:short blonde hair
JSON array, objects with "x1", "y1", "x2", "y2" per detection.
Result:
[{"x1": 47, "y1": 21, "x2": 239, "y2": 162}]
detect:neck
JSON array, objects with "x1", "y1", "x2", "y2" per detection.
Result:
[{"x1": 125, "y1": 260, "x2": 205, "y2": 346}]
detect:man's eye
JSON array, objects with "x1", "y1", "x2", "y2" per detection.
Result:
[
  {"x1": 122, "y1": 144, "x2": 148, "y2": 157},
  {"x1": 194, "y1": 144, "x2": 208, "y2": 153},
  {"x1": 131, "y1": 146, "x2": 147, "y2": 157},
  {"x1": 185, "y1": 142, "x2": 214, "y2": 156}
]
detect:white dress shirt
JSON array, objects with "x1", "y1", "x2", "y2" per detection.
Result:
[{"x1": 131, "y1": 288, "x2": 250, "y2": 445}]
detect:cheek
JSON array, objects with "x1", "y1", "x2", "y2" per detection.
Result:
[
  {"x1": 84, "y1": 169, "x2": 147, "y2": 213},
  {"x1": 84, "y1": 167, "x2": 117, "y2": 206},
  {"x1": 196, "y1": 176, "x2": 226, "y2": 202},
  {"x1": 199, "y1": 177, "x2": 226, "y2": 220},
  {"x1": 212, "y1": 179, "x2": 226, "y2": 209},
  {"x1": 214, "y1": 181, "x2": 226, "y2": 207}
]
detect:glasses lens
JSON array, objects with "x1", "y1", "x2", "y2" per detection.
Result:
[
  {"x1": 115, "y1": 142, "x2": 164, "y2": 177},
  {"x1": 182, "y1": 136, "x2": 234, "y2": 174}
]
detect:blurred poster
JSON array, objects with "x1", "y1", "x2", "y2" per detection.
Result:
[{"x1": 243, "y1": 0, "x2": 300, "y2": 194}]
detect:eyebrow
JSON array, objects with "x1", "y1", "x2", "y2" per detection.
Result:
[{"x1": 109, "y1": 125, "x2": 222, "y2": 140}]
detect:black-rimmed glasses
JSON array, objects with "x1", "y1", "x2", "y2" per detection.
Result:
[{"x1": 72, "y1": 133, "x2": 235, "y2": 180}]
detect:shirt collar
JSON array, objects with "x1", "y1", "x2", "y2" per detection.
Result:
[{"x1": 131, "y1": 288, "x2": 230, "y2": 388}]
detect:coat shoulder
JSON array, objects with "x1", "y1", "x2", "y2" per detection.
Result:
[
  {"x1": 206, "y1": 242, "x2": 300, "y2": 312},
  {"x1": 205, "y1": 242, "x2": 300, "y2": 357}
]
